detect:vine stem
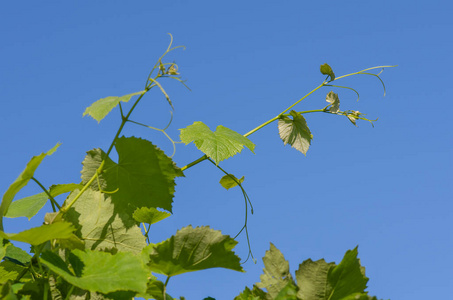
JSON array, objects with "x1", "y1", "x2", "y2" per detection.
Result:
[{"x1": 31, "y1": 177, "x2": 60, "y2": 211}]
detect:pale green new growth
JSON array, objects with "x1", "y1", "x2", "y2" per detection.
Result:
[
  {"x1": 83, "y1": 90, "x2": 146, "y2": 123},
  {"x1": 180, "y1": 121, "x2": 255, "y2": 164},
  {"x1": 133, "y1": 207, "x2": 171, "y2": 225},
  {"x1": 278, "y1": 110, "x2": 313, "y2": 155},
  {"x1": 326, "y1": 91, "x2": 340, "y2": 113},
  {"x1": 219, "y1": 174, "x2": 245, "y2": 190}
]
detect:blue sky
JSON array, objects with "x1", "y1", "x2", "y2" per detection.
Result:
[{"x1": 1, "y1": 1, "x2": 451, "y2": 299}]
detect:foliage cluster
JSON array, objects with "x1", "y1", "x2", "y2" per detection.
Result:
[{"x1": 0, "y1": 36, "x2": 394, "y2": 299}]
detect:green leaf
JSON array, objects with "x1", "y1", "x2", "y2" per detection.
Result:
[
  {"x1": 256, "y1": 243, "x2": 294, "y2": 299},
  {"x1": 326, "y1": 91, "x2": 340, "y2": 113},
  {"x1": 4, "y1": 243, "x2": 32, "y2": 265},
  {"x1": 5, "y1": 193, "x2": 47, "y2": 220},
  {"x1": 40, "y1": 249, "x2": 149, "y2": 294},
  {"x1": 64, "y1": 189, "x2": 146, "y2": 254},
  {"x1": 275, "y1": 282, "x2": 298, "y2": 300},
  {"x1": 234, "y1": 286, "x2": 266, "y2": 300},
  {"x1": 340, "y1": 293, "x2": 379, "y2": 300},
  {"x1": 295, "y1": 258, "x2": 335, "y2": 300},
  {"x1": 320, "y1": 63, "x2": 335, "y2": 81},
  {"x1": 144, "y1": 225, "x2": 243, "y2": 277},
  {"x1": 0, "y1": 143, "x2": 60, "y2": 229},
  {"x1": 295, "y1": 247, "x2": 370, "y2": 300},
  {"x1": 0, "y1": 222, "x2": 75, "y2": 245},
  {"x1": 0, "y1": 239, "x2": 7, "y2": 261},
  {"x1": 0, "y1": 261, "x2": 28, "y2": 284},
  {"x1": 81, "y1": 137, "x2": 184, "y2": 215},
  {"x1": 6, "y1": 183, "x2": 83, "y2": 220},
  {"x1": 132, "y1": 207, "x2": 171, "y2": 225},
  {"x1": 83, "y1": 90, "x2": 146, "y2": 123},
  {"x1": 327, "y1": 247, "x2": 369, "y2": 299},
  {"x1": 219, "y1": 174, "x2": 244, "y2": 190},
  {"x1": 138, "y1": 280, "x2": 174, "y2": 300},
  {"x1": 180, "y1": 121, "x2": 255, "y2": 164},
  {"x1": 278, "y1": 110, "x2": 313, "y2": 155}
]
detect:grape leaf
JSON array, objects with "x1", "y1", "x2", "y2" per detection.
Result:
[
  {"x1": 320, "y1": 63, "x2": 335, "y2": 81},
  {"x1": 132, "y1": 207, "x2": 171, "y2": 225},
  {"x1": 0, "y1": 239, "x2": 7, "y2": 261},
  {"x1": 81, "y1": 136, "x2": 184, "y2": 215},
  {"x1": 275, "y1": 282, "x2": 298, "y2": 300},
  {"x1": 83, "y1": 90, "x2": 146, "y2": 123},
  {"x1": 40, "y1": 249, "x2": 148, "y2": 294},
  {"x1": 326, "y1": 91, "x2": 340, "y2": 113},
  {"x1": 295, "y1": 247, "x2": 370, "y2": 300},
  {"x1": 144, "y1": 225, "x2": 243, "y2": 276},
  {"x1": 64, "y1": 189, "x2": 146, "y2": 254},
  {"x1": 256, "y1": 243, "x2": 294, "y2": 299},
  {"x1": 0, "y1": 143, "x2": 60, "y2": 230},
  {"x1": 219, "y1": 174, "x2": 244, "y2": 190},
  {"x1": 295, "y1": 258, "x2": 335, "y2": 300},
  {"x1": 0, "y1": 222, "x2": 75, "y2": 245},
  {"x1": 180, "y1": 121, "x2": 255, "y2": 164},
  {"x1": 278, "y1": 110, "x2": 313, "y2": 155},
  {"x1": 0, "y1": 261, "x2": 27, "y2": 284},
  {"x1": 4, "y1": 243, "x2": 32, "y2": 265},
  {"x1": 234, "y1": 286, "x2": 266, "y2": 300},
  {"x1": 6, "y1": 183, "x2": 83, "y2": 220}
]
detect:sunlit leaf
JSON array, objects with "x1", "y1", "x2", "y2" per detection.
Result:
[
  {"x1": 144, "y1": 225, "x2": 243, "y2": 277},
  {"x1": 64, "y1": 189, "x2": 146, "y2": 254},
  {"x1": 5, "y1": 193, "x2": 47, "y2": 220},
  {"x1": 275, "y1": 282, "x2": 298, "y2": 300},
  {"x1": 180, "y1": 121, "x2": 255, "y2": 164},
  {"x1": 0, "y1": 143, "x2": 60, "y2": 229},
  {"x1": 295, "y1": 247, "x2": 370, "y2": 300},
  {"x1": 295, "y1": 258, "x2": 335, "y2": 300},
  {"x1": 132, "y1": 207, "x2": 171, "y2": 225},
  {"x1": 320, "y1": 63, "x2": 335, "y2": 81},
  {"x1": 278, "y1": 110, "x2": 312, "y2": 155},
  {"x1": 219, "y1": 174, "x2": 244, "y2": 190},
  {"x1": 0, "y1": 222, "x2": 74, "y2": 245},
  {"x1": 40, "y1": 249, "x2": 148, "y2": 294},
  {"x1": 81, "y1": 136, "x2": 184, "y2": 215},
  {"x1": 83, "y1": 91, "x2": 145, "y2": 123},
  {"x1": 4, "y1": 243, "x2": 32, "y2": 265},
  {"x1": 234, "y1": 286, "x2": 266, "y2": 300},
  {"x1": 0, "y1": 261, "x2": 28, "y2": 284},
  {"x1": 256, "y1": 243, "x2": 294, "y2": 299}
]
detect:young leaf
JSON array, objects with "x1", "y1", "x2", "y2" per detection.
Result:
[
  {"x1": 83, "y1": 90, "x2": 146, "y2": 123},
  {"x1": 278, "y1": 110, "x2": 313, "y2": 155},
  {"x1": 64, "y1": 189, "x2": 146, "y2": 254},
  {"x1": 326, "y1": 91, "x2": 340, "y2": 113},
  {"x1": 132, "y1": 207, "x2": 171, "y2": 225},
  {"x1": 81, "y1": 136, "x2": 184, "y2": 214},
  {"x1": 40, "y1": 249, "x2": 149, "y2": 294},
  {"x1": 256, "y1": 243, "x2": 294, "y2": 299},
  {"x1": 144, "y1": 225, "x2": 243, "y2": 277},
  {"x1": 180, "y1": 121, "x2": 255, "y2": 164},
  {"x1": 0, "y1": 143, "x2": 60, "y2": 230},
  {"x1": 0, "y1": 222, "x2": 75, "y2": 245},
  {"x1": 320, "y1": 63, "x2": 335, "y2": 81},
  {"x1": 219, "y1": 174, "x2": 244, "y2": 190}
]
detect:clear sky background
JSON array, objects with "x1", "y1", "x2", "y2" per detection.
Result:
[{"x1": 1, "y1": 1, "x2": 451, "y2": 299}]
